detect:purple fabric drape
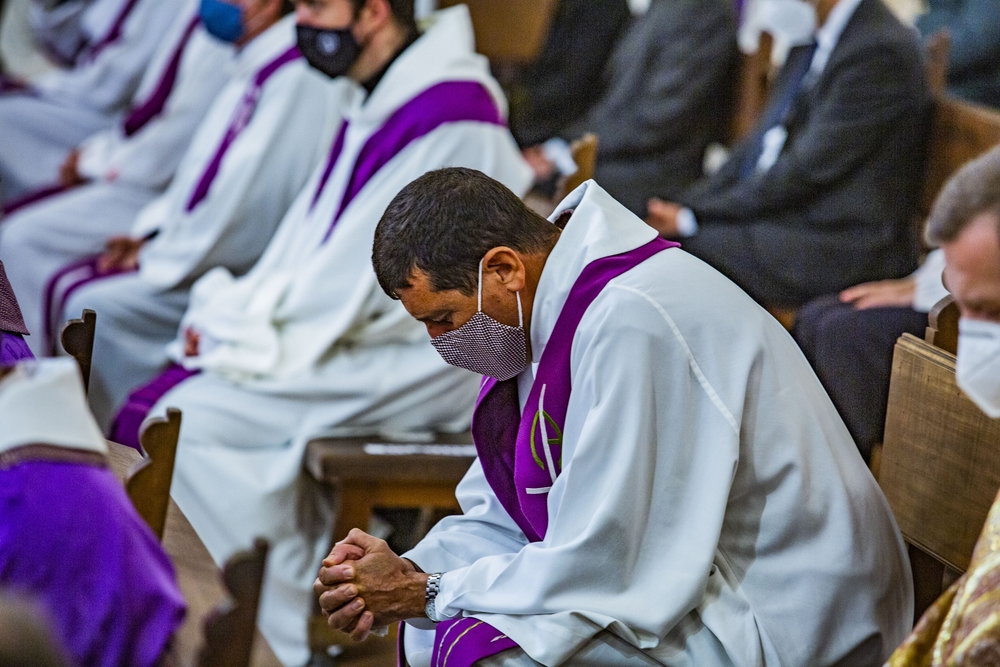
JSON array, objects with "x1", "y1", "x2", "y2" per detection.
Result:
[
  {"x1": 0, "y1": 455, "x2": 185, "y2": 667},
  {"x1": 316, "y1": 80, "x2": 505, "y2": 242},
  {"x1": 0, "y1": 259, "x2": 28, "y2": 335},
  {"x1": 0, "y1": 333, "x2": 34, "y2": 365},
  {"x1": 184, "y1": 46, "x2": 302, "y2": 212},
  {"x1": 122, "y1": 17, "x2": 201, "y2": 137},
  {"x1": 111, "y1": 363, "x2": 200, "y2": 449},
  {"x1": 42, "y1": 254, "x2": 136, "y2": 355}
]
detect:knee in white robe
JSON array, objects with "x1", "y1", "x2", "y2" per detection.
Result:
[
  {"x1": 0, "y1": 181, "x2": 158, "y2": 354},
  {"x1": 62, "y1": 271, "x2": 189, "y2": 430}
]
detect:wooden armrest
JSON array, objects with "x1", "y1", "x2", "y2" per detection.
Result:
[
  {"x1": 198, "y1": 538, "x2": 269, "y2": 667},
  {"x1": 127, "y1": 408, "x2": 181, "y2": 541},
  {"x1": 304, "y1": 433, "x2": 476, "y2": 486},
  {"x1": 60, "y1": 309, "x2": 96, "y2": 393}
]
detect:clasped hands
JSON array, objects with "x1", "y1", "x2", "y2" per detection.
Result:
[{"x1": 314, "y1": 528, "x2": 430, "y2": 642}]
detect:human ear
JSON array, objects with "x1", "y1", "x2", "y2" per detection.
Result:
[{"x1": 482, "y1": 247, "x2": 526, "y2": 293}]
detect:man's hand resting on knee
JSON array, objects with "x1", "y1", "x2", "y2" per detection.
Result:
[{"x1": 314, "y1": 528, "x2": 430, "y2": 642}]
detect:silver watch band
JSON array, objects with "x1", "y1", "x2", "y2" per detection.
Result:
[{"x1": 425, "y1": 572, "x2": 443, "y2": 622}]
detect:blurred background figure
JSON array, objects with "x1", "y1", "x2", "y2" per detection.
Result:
[{"x1": 916, "y1": 0, "x2": 1000, "y2": 109}]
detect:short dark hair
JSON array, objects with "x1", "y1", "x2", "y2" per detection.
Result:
[
  {"x1": 350, "y1": 0, "x2": 416, "y2": 31},
  {"x1": 926, "y1": 145, "x2": 1000, "y2": 246},
  {"x1": 373, "y1": 168, "x2": 560, "y2": 297}
]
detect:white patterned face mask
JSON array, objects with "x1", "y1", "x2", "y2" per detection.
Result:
[
  {"x1": 957, "y1": 318, "x2": 1000, "y2": 419},
  {"x1": 430, "y1": 260, "x2": 527, "y2": 381}
]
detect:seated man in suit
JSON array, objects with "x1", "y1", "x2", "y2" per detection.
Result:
[
  {"x1": 886, "y1": 145, "x2": 1000, "y2": 667},
  {"x1": 917, "y1": 0, "x2": 1000, "y2": 110},
  {"x1": 0, "y1": 357, "x2": 185, "y2": 667},
  {"x1": 646, "y1": 0, "x2": 931, "y2": 308},
  {"x1": 792, "y1": 249, "x2": 948, "y2": 461},
  {"x1": 316, "y1": 169, "x2": 912, "y2": 667},
  {"x1": 521, "y1": 0, "x2": 737, "y2": 216}
]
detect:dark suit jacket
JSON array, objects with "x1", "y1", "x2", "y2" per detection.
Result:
[
  {"x1": 917, "y1": 0, "x2": 1000, "y2": 109},
  {"x1": 680, "y1": 0, "x2": 931, "y2": 305},
  {"x1": 563, "y1": 0, "x2": 737, "y2": 215},
  {"x1": 508, "y1": 0, "x2": 631, "y2": 148}
]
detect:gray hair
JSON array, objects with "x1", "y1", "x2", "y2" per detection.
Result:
[{"x1": 926, "y1": 145, "x2": 1000, "y2": 246}]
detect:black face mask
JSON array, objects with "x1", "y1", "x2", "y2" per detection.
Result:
[{"x1": 296, "y1": 24, "x2": 362, "y2": 80}]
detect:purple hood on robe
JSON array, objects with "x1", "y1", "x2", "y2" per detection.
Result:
[{"x1": 0, "y1": 452, "x2": 186, "y2": 667}]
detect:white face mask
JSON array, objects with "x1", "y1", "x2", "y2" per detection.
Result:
[{"x1": 957, "y1": 318, "x2": 1000, "y2": 419}]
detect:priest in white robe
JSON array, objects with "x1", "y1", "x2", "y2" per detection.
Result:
[
  {"x1": 0, "y1": 0, "x2": 250, "y2": 358},
  {"x1": 316, "y1": 172, "x2": 914, "y2": 667},
  {"x1": 117, "y1": 3, "x2": 532, "y2": 662},
  {"x1": 0, "y1": 0, "x2": 184, "y2": 203},
  {"x1": 60, "y1": 11, "x2": 344, "y2": 430}
]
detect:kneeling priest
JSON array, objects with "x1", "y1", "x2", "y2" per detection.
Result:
[{"x1": 315, "y1": 170, "x2": 914, "y2": 667}]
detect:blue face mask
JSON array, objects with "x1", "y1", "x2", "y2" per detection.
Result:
[{"x1": 200, "y1": 0, "x2": 245, "y2": 43}]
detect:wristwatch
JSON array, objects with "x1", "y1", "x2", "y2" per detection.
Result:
[{"x1": 425, "y1": 572, "x2": 443, "y2": 622}]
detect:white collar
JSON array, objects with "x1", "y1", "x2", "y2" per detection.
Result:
[
  {"x1": 344, "y1": 5, "x2": 506, "y2": 125},
  {"x1": 233, "y1": 13, "x2": 298, "y2": 79},
  {"x1": 0, "y1": 359, "x2": 108, "y2": 456},
  {"x1": 527, "y1": 181, "x2": 657, "y2": 365},
  {"x1": 809, "y1": 0, "x2": 864, "y2": 78}
]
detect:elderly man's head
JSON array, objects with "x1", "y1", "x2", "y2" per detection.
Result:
[
  {"x1": 926, "y1": 148, "x2": 1000, "y2": 323},
  {"x1": 926, "y1": 146, "x2": 1000, "y2": 418}
]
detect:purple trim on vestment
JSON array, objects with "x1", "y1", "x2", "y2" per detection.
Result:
[
  {"x1": 0, "y1": 333, "x2": 34, "y2": 365},
  {"x1": 111, "y1": 363, "x2": 200, "y2": 449},
  {"x1": 184, "y1": 46, "x2": 302, "y2": 212},
  {"x1": 318, "y1": 80, "x2": 504, "y2": 242},
  {"x1": 0, "y1": 458, "x2": 185, "y2": 667},
  {"x1": 0, "y1": 74, "x2": 30, "y2": 94},
  {"x1": 1, "y1": 183, "x2": 71, "y2": 217},
  {"x1": 122, "y1": 17, "x2": 200, "y2": 137},
  {"x1": 473, "y1": 238, "x2": 679, "y2": 541},
  {"x1": 83, "y1": 0, "x2": 142, "y2": 62},
  {"x1": 311, "y1": 121, "x2": 348, "y2": 209},
  {"x1": 428, "y1": 618, "x2": 519, "y2": 667},
  {"x1": 42, "y1": 254, "x2": 136, "y2": 355}
]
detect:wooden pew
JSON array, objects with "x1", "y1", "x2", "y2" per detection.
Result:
[
  {"x1": 304, "y1": 433, "x2": 477, "y2": 663},
  {"x1": 729, "y1": 32, "x2": 774, "y2": 144},
  {"x1": 878, "y1": 310, "x2": 1000, "y2": 622},
  {"x1": 436, "y1": 0, "x2": 558, "y2": 65},
  {"x1": 60, "y1": 309, "x2": 96, "y2": 393},
  {"x1": 107, "y1": 441, "x2": 281, "y2": 667},
  {"x1": 125, "y1": 408, "x2": 181, "y2": 541},
  {"x1": 524, "y1": 133, "x2": 600, "y2": 217}
]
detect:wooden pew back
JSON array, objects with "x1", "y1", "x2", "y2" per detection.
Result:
[
  {"x1": 437, "y1": 0, "x2": 558, "y2": 64},
  {"x1": 879, "y1": 332, "x2": 1000, "y2": 619},
  {"x1": 60, "y1": 309, "x2": 96, "y2": 394},
  {"x1": 729, "y1": 32, "x2": 774, "y2": 144},
  {"x1": 126, "y1": 408, "x2": 181, "y2": 541},
  {"x1": 919, "y1": 96, "x2": 1000, "y2": 222}
]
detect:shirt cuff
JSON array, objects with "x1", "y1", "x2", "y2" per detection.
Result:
[{"x1": 676, "y1": 207, "x2": 699, "y2": 238}]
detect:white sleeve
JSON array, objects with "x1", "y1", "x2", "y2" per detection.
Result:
[{"x1": 912, "y1": 249, "x2": 949, "y2": 314}]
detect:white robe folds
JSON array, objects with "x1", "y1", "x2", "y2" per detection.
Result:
[
  {"x1": 0, "y1": 0, "x2": 183, "y2": 202},
  {"x1": 0, "y1": 5, "x2": 234, "y2": 357},
  {"x1": 402, "y1": 182, "x2": 913, "y2": 667},
  {"x1": 63, "y1": 15, "x2": 345, "y2": 428},
  {"x1": 142, "y1": 7, "x2": 532, "y2": 664}
]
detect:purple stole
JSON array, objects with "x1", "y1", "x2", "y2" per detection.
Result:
[
  {"x1": 81, "y1": 0, "x2": 142, "y2": 62},
  {"x1": 0, "y1": 448, "x2": 186, "y2": 666},
  {"x1": 122, "y1": 16, "x2": 201, "y2": 137},
  {"x1": 185, "y1": 46, "x2": 302, "y2": 211},
  {"x1": 313, "y1": 80, "x2": 505, "y2": 242},
  {"x1": 111, "y1": 363, "x2": 199, "y2": 450},
  {"x1": 405, "y1": 238, "x2": 679, "y2": 667}
]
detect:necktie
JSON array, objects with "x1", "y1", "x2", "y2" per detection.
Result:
[{"x1": 740, "y1": 41, "x2": 819, "y2": 179}]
